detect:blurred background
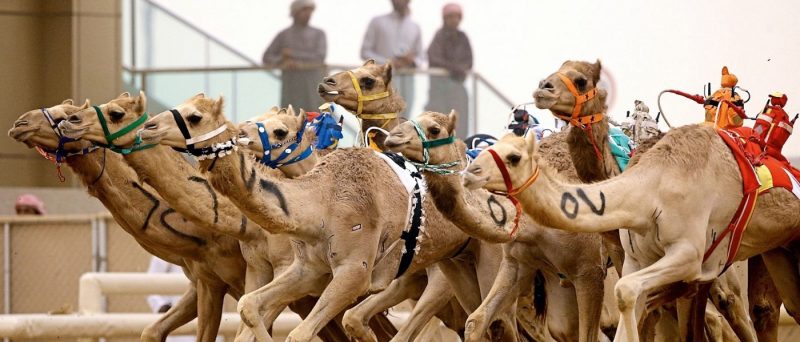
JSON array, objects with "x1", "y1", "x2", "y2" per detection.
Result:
[{"x1": 0, "y1": 0, "x2": 799, "y2": 340}]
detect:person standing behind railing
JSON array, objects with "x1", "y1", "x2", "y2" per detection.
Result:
[
  {"x1": 361, "y1": 0, "x2": 424, "y2": 118},
  {"x1": 425, "y1": 3, "x2": 472, "y2": 138},
  {"x1": 262, "y1": 0, "x2": 327, "y2": 112},
  {"x1": 15, "y1": 194, "x2": 46, "y2": 215}
]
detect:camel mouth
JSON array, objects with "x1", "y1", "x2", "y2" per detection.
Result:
[
  {"x1": 8, "y1": 126, "x2": 37, "y2": 142},
  {"x1": 138, "y1": 127, "x2": 165, "y2": 144},
  {"x1": 533, "y1": 89, "x2": 558, "y2": 110},
  {"x1": 58, "y1": 122, "x2": 90, "y2": 139},
  {"x1": 383, "y1": 136, "x2": 410, "y2": 150},
  {"x1": 462, "y1": 170, "x2": 489, "y2": 190},
  {"x1": 317, "y1": 84, "x2": 341, "y2": 101}
]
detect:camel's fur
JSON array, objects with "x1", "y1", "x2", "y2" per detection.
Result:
[
  {"x1": 463, "y1": 129, "x2": 800, "y2": 341},
  {"x1": 138, "y1": 94, "x2": 517, "y2": 342},
  {"x1": 9, "y1": 101, "x2": 246, "y2": 342}
]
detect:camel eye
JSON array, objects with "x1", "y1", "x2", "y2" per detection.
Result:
[
  {"x1": 187, "y1": 114, "x2": 202, "y2": 124},
  {"x1": 574, "y1": 77, "x2": 588, "y2": 90},
  {"x1": 109, "y1": 110, "x2": 125, "y2": 121},
  {"x1": 428, "y1": 126, "x2": 441, "y2": 136},
  {"x1": 507, "y1": 154, "x2": 521, "y2": 165},
  {"x1": 360, "y1": 77, "x2": 376, "y2": 90}
]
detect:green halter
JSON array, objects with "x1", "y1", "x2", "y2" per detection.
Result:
[
  {"x1": 408, "y1": 120, "x2": 459, "y2": 175},
  {"x1": 94, "y1": 105, "x2": 155, "y2": 154}
]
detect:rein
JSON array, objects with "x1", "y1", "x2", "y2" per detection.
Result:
[
  {"x1": 551, "y1": 72, "x2": 606, "y2": 160},
  {"x1": 255, "y1": 121, "x2": 313, "y2": 168},
  {"x1": 486, "y1": 148, "x2": 540, "y2": 239},
  {"x1": 93, "y1": 106, "x2": 155, "y2": 154},
  {"x1": 37, "y1": 108, "x2": 99, "y2": 182},
  {"x1": 407, "y1": 120, "x2": 459, "y2": 175}
]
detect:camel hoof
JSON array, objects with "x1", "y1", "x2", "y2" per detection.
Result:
[{"x1": 342, "y1": 311, "x2": 376, "y2": 342}]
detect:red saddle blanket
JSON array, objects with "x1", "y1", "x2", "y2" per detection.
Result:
[{"x1": 704, "y1": 127, "x2": 800, "y2": 272}]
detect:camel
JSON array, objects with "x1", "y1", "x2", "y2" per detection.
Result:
[
  {"x1": 383, "y1": 110, "x2": 614, "y2": 342},
  {"x1": 8, "y1": 100, "x2": 246, "y2": 341},
  {"x1": 57, "y1": 92, "x2": 393, "y2": 342},
  {"x1": 534, "y1": 60, "x2": 761, "y2": 341},
  {"x1": 236, "y1": 107, "x2": 472, "y2": 342},
  {"x1": 317, "y1": 60, "x2": 402, "y2": 151},
  {"x1": 461, "y1": 128, "x2": 800, "y2": 341},
  {"x1": 137, "y1": 94, "x2": 519, "y2": 342}
]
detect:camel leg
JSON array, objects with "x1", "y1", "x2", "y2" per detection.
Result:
[
  {"x1": 761, "y1": 248, "x2": 800, "y2": 323},
  {"x1": 748, "y1": 256, "x2": 781, "y2": 342},
  {"x1": 342, "y1": 270, "x2": 427, "y2": 341},
  {"x1": 286, "y1": 261, "x2": 373, "y2": 342},
  {"x1": 614, "y1": 241, "x2": 700, "y2": 342},
  {"x1": 236, "y1": 264, "x2": 275, "y2": 342},
  {"x1": 437, "y1": 258, "x2": 483, "y2": 312},
  {"x1": 544, "y1": 274, "x2": 580, "y2": 342},
  {"x1": 237, "y1": 260, "x2": 326, "y2": 342},
  {"x1": 463, "y1": 256, "x2": 526, "y2": 342},
  {"x1": 141, "y1": 286, "x2": 199, "y2": 342},
  {"x1": 196, "y1": 280, "x2": 227, "y2": 342},
  {"x1": 472, "y1": 243, "x2": 517, "y2": 342},
  {"x1": 391, "y1": 265, "x2": 456, "y2": 342},
  {"x1": 573, "y1": 265, "x2": 606, "y2": 342},
  {"x1": 708, "y1": 269, "x2": 757, "y2": 342}
]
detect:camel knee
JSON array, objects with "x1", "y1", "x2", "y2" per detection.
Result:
[
  {"x1": 614, "y1": 279, "x2": 641, "y2": 312},
  {"x1": 342, "y1": 308, "x2": 374, "y2": 341},
  {"x1": 751, "y1": 303, "x2": 778, "y2": 330},
  {"x1": 140, "y1": 324, "x2": 163, "y2": 342},
  {"x1": 237, "y1": 294, "x2": 261, "y2": 328}
]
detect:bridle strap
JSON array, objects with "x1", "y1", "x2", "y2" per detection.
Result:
[
  {"x1": 407, "y1": 120, "x2": 459, "y2": 174},
  {"x1": 348, "y1": 71, "x2": 390, "y2": 115},
  {"x1": 556, "y1": 73, "x2": 598, "y2": 119},
  {"x1": 486, "y1": 148, "x2": 540, "y2": 239},
  {"x1": 255, "y1": 120, "x2": 313, "y2": 168},
  {"x1": 171, "y1": 109, "x2": 195, "y2": 150},
  {"x1": 553, "y1": 73, "x2": 605, "y2": 160},
  {"x1": 95, "y1": 106, "x2": 150, "y2": 146}
]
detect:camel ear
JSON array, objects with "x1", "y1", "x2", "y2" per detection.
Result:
[
  {"x1": 192, "y1": 92, "x2": 206, "y2": 100},
  {"x1": 447, "y1": 109, "x2": 458, "y2": 136},
  {"x1": 383, "y1": 62, "x2": 393, "y2": 86},
  {"x1": 80, "y1": 99, "x2": 90, "y2": 109},
  {"x1": 61, "y1": 99, "x2": 74, "y2": 105},
  {"x1": 722, "y1": 66, "x2": 729, "y2": 75},
  {"x1": 524, "y1": 130, "x2": 539, "y2": 157},
  {"x1": 363, "y1": 59, "x2": 375, "y2": 66},
  {"x1": 590, "y1": 59, "x2": 602, "y2": 85},
  {"x1": 134, "y1": 90, "x2": 147, "y2": 114},
  {"x1": 269, "y1": 106, "x2": 280, "y2": 114},
  {"x1": 286, "y1": 105, "x2": 295, "y2": 116},
  {"x1": 297, "y1": 109, "x2": 306, "y2": 128},
  {"x1": 212, "y1": 96, "x2": 225, "y2": 116},
  {"x1": 117, "y1": 92, "x2": 131, "y2": 99}
]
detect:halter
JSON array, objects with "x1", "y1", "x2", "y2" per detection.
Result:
[
  {"x1": 551, "y1": 72, "x2": 606, "y2": 160},
  {"x1": 37, "y1": 108, "x2": 99, "y2": 182},
  {"x1": 169, "y1": 109, "x2": 237, "y2": 161},
  {"x1": 485, "y1": 148, "x2": 540, "y2": 239},
  {"x1": 93, "y1": 106, "x2": 155, "y2": 154},
  {"x1": 347, "y1": 71, "x2": 397, "y2": 118},
  {"x1": 255, "y1": 120, "x2": 313, "y2": 168},
  {"x1": 407, "y1": 120, "x2": 459, "y2": 175}
]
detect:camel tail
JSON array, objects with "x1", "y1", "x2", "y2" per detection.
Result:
[{"x1": 533, "y1": 270, "x2": 547, "y2": 321}]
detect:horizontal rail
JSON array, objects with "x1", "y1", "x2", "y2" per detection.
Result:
[
  {"x1": 79, "y1": 273, "x2": 190, "y2": 313},
  {"x1": 0, "y1": 213, "x2": 112, "y2": 224}
]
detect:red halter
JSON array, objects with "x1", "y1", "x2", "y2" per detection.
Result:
[{"x1": 486, "y1": 149, "x2": 540, "y2": 239}]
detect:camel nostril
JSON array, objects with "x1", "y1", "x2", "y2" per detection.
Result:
[
  {"x1": 542, "y1": 82, "x2": 554, "y2": 90},
  {"x1": 324, "y1": 77, "x2": 336, "y2": 86},
  {"x1": 144, "y1": 122, "x2": 158, "y2": 130},
  {"x1": 274, "y1": 129, "x2": 288, "y2": 140},
  {"x1": 68, "y1": 114, "x2": 82, "y2": 124},
  {"x1": 238, "y1": 129, "x2": 248, "y2": 139},
  {"x1": 470, "y1": 166, "x2": 482, "y2": 175}
]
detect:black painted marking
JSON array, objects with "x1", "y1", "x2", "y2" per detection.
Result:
[
  {"x1": 160, "y1": 208, "x2": 207, "y2": 246},
  {"x1": 188, "y1": 176, "x2": 219, "y2": 224},
  {"x1": 132, "y1": 182, "x2": 159, "y2": 231},
  {"x1": 239, "y1": 153, "x2": 256, "y2": 191},
  {"x1": 560, "y1": 192, "x2": 579, "y2": 219},
  {"x1": 259, "y1": 178, "x2": 289, "y2": 215},
  {"x1": 576, "y1": 189, "x2": 605, "y2": 215},
  {"x1": 239, "y1": 215, "x2": 248, "y2": 235},
  {"x1": 628, "y1": 229, "x2": 634, "y2": 254},
  {"x1": 486, "y1": 196, "x2": 508, "y2": 225}
]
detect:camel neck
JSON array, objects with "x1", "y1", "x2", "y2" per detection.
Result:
[
  {"x1": 278, "y1": 151, "x2": 318, "y2": 178},
  {"x1": 515, "y1": 160, "x2": 650, "y2": 234},
  {"x1": 122, "y1": 145, "x2": 256, "y2": 240},
  {"x1": 566, "y1": 117, "x2": 621, "y2": 183},
  {"x1": 200, "y1": 149, "x2": 314, "y2": 240}
]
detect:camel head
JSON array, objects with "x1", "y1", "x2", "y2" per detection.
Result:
[
  {"x1": 533, "y1": 60, "x2": 607, "y2": 117},
  {"x1": 60, "y1": 92, "x2": 148, "y2": 148},
  {"x1": 140, "y1": 93, "x2": 234, "y2": 151},
  {"x1": 9, "y1": 99, "x2": 92, "y2": 150},
  {"x1": 317, "y1": 60, "x2": 405, "y2": 114},
  {"x1": 463, "y1": 133, "x2": 540, "y2": 192},
  {"x1": 385, "y1": 110, "x2": 459, "y2": 163},
  {"x1": 237, "y1": 105, "x2": 313, "y2": 159}
]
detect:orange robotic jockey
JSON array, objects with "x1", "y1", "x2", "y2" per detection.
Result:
[{"x1": 703, "y1": 66, "x2": 747, "y2": 129}]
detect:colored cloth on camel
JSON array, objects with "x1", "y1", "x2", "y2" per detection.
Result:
[{"x1": 608, "y1": 126, "x2": 632, "y2": 171}]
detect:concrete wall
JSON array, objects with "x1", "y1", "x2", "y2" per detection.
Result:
[{"x1": 0, "y1": 0, "x2": 122, "y2": 187}]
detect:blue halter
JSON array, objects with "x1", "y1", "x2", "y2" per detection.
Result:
[
  {"x1": 40, "y1": 108, "x2": 96, "y2": 163},
  {"x1": 256, "y1": 120, "x2": 313, "y2": 168}
]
